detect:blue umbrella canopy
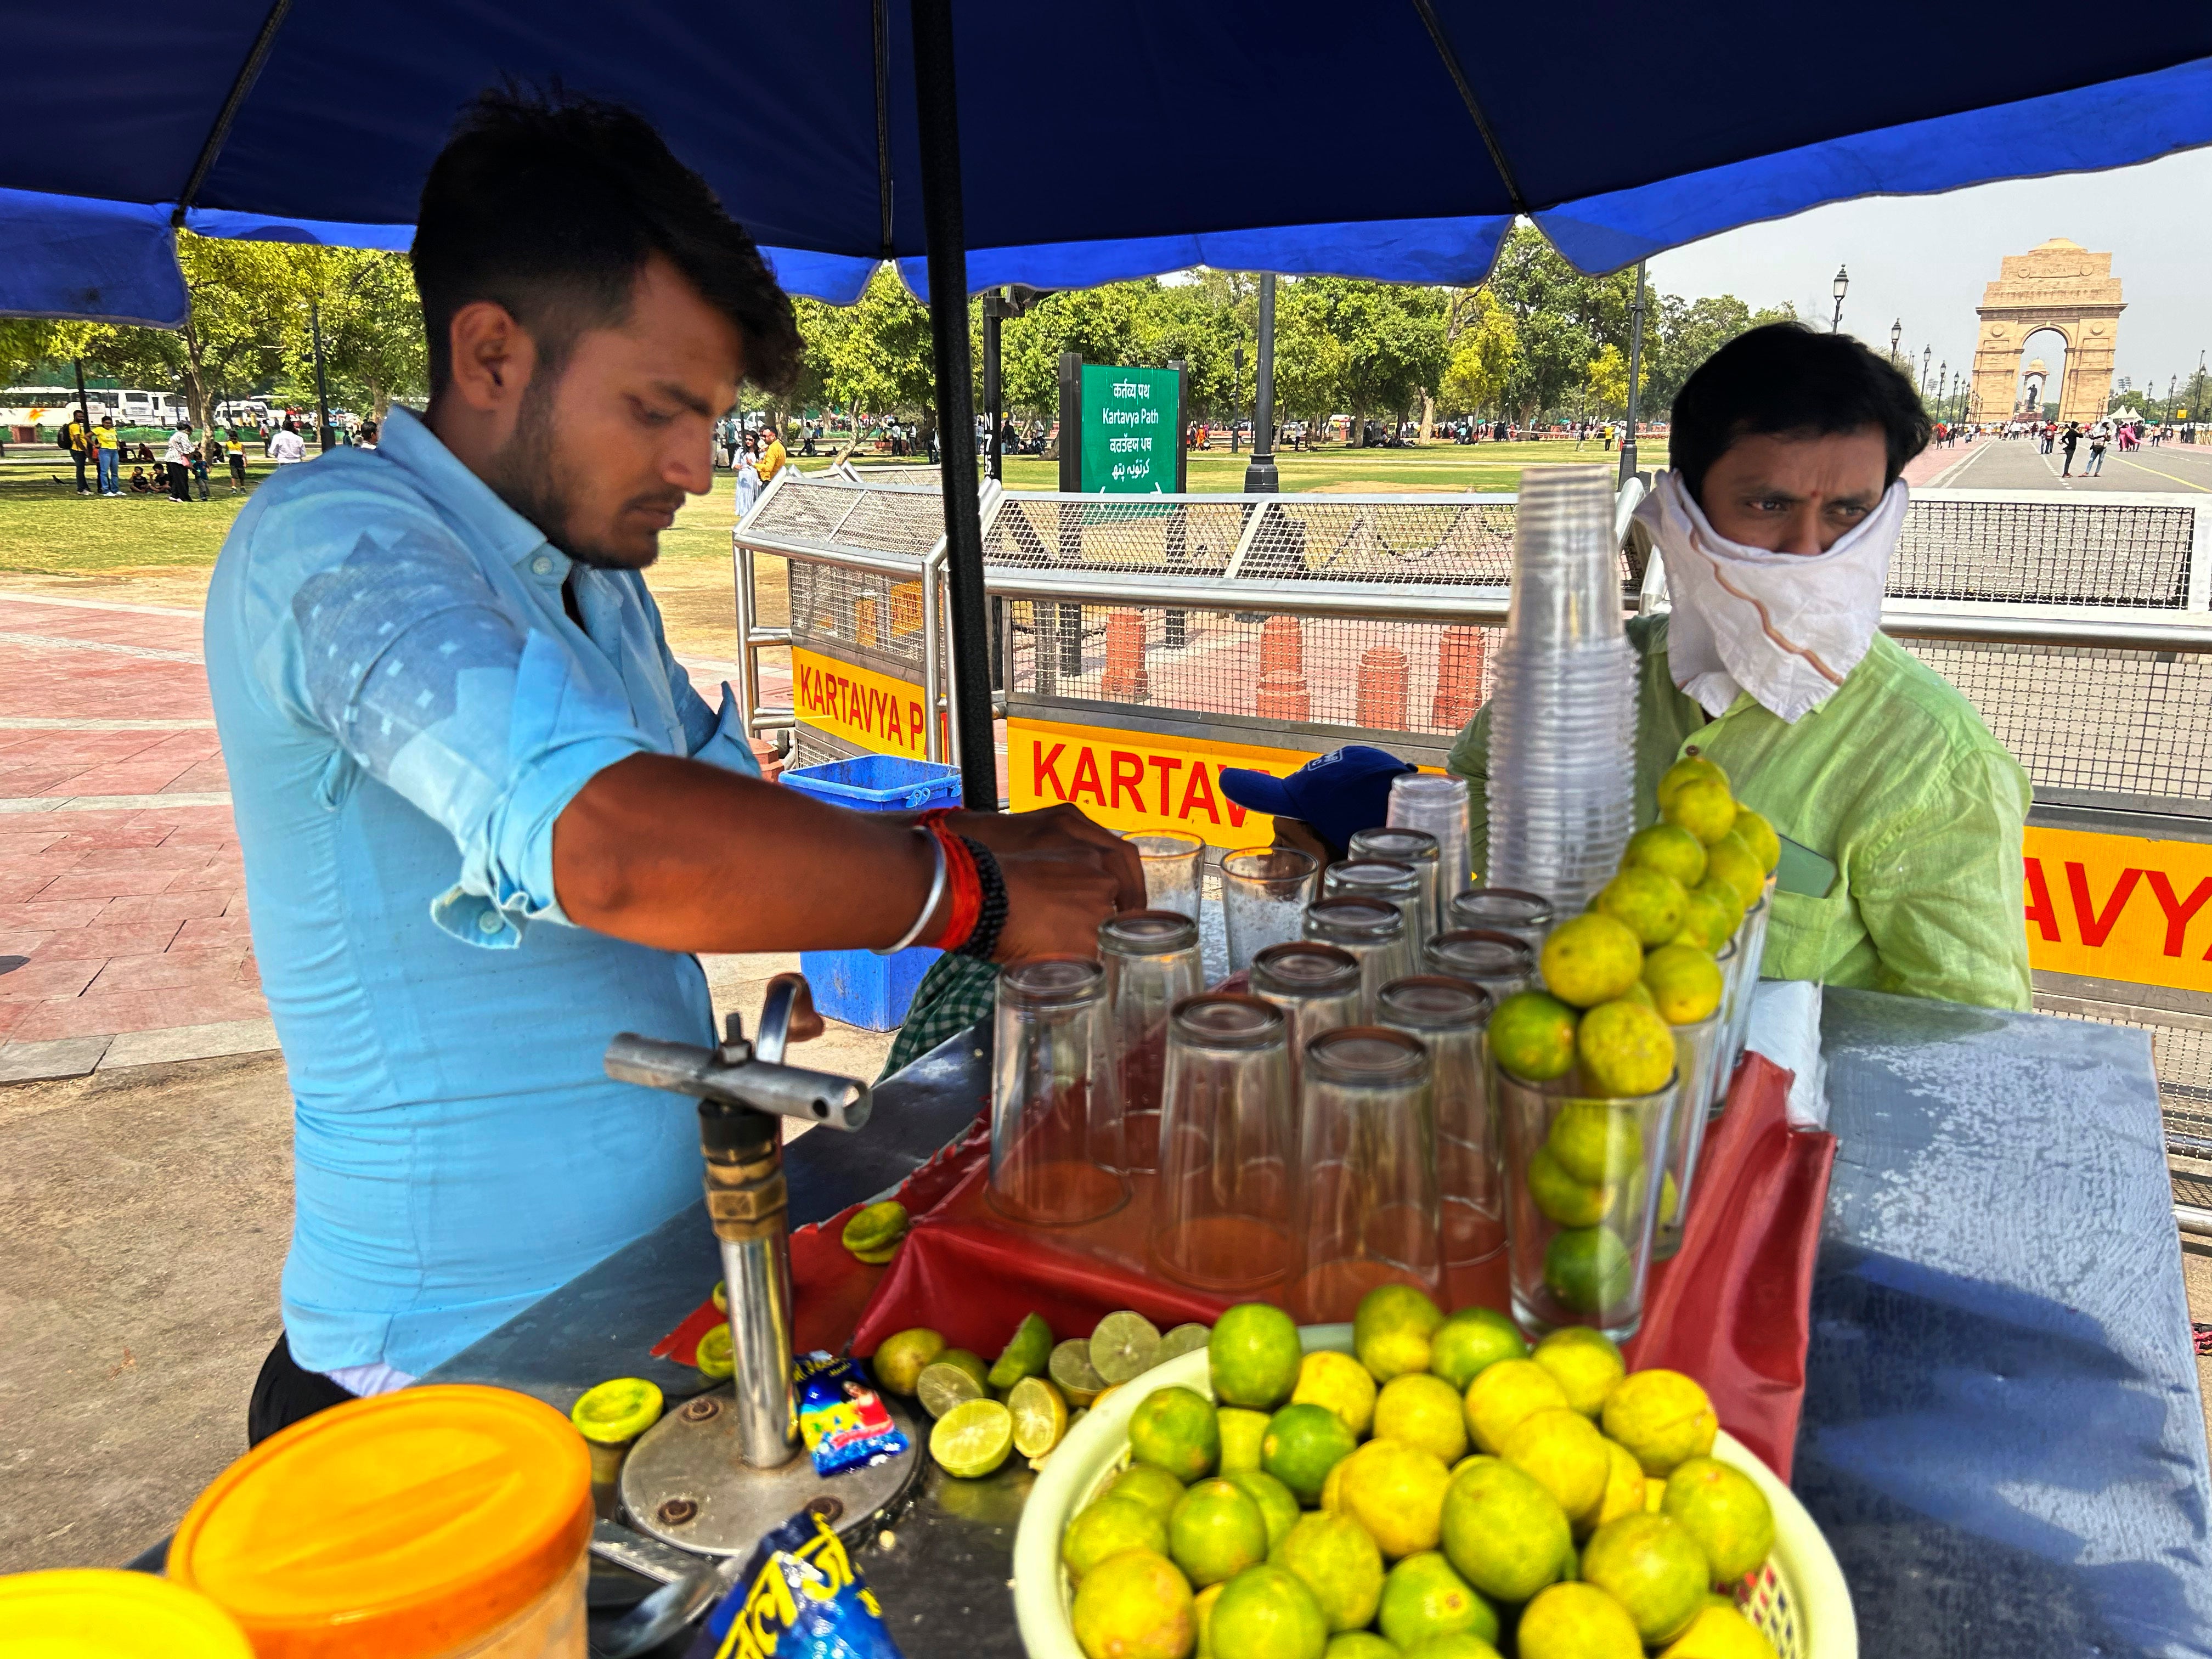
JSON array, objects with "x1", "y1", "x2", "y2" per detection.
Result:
[{"x1": 2, "y1": 3, "x2": 2208, "y2": 323}]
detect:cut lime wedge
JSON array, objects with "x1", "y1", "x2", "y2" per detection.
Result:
[{"x1": 930, "y1": 1398, "x2": 1014, "y2": 1479}]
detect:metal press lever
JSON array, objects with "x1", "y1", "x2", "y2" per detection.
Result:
[{"x1": 603, "y1": 973, "x2": 872, "y2": 1472}]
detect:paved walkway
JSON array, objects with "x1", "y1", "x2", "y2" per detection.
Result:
[{"x1": 1920, "y1": 435, "x2": 2212, "y2": 493}]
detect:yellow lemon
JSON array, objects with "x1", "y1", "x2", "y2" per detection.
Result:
[
  {"x1": 1293, "y1": 1350, "x2": 1379, "y2": 1437},
  {"x1": 1576, "y1": 998, "x2": 1677, "y2": 1097},
  {"x1": 1463, "y1": 1358, "x2": 1569, "y2": 1454},
  {"x1": 1602, "y1": 1370, "x2": 1719, "y2": 1477}
]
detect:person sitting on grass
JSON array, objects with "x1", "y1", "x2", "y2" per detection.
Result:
[{"x1": 128, "y1": 465, "x2": 153, "y2": 493}]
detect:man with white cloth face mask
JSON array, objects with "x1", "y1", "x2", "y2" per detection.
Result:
[{"x1": 1449, "y1": 323, "x2": 2030, "y2": 1011}]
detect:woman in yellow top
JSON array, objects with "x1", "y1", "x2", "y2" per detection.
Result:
[{"x1": 91, "y1": 417, "x2": 120, "y2": 495}]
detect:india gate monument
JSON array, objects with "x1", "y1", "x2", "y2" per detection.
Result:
[{"x1": 1970, "y1": 237, "x2": 2124, "y2": 425}]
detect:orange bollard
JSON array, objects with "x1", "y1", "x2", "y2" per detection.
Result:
[
  {"x1": 1430, "y1": 624, "x2": 1487, "y2": 729},
  {"x1": 1256, "y1": 670, "x2": 1311, "y2": 723},
  {"x1": 1102, "y1": 608, "x2": 1150, "y2": 702},
  {"x1": 1260, "y1": 615, "x2": 1306, "y2": 680},
  {"x1": 1357, "y1": 645, "x2": 1409, "y2": 731}
]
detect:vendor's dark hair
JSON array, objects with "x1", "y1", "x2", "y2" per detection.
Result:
[
  {"x1": 1671, "y1": 323, "x2": 1929, "y2": 505},
  {"x1": 411, "y1": 86, "x2": 800, "y2": 397}
]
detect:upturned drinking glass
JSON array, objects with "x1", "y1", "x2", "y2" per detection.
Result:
[
  {"x1": 1289, "y1": 1028, "x2": 1441, "y2": 1321},
  {"x1": 1348, "y1": 827, "x2": 1441, "y2": 949},
  {"x1": 1321, "y1": 859, "x2": 1429, "y2": 959},
  {"x1": 1125, "y1": 830, "x2": 1205, "y2": 920},
  {"x1": 1496, "y1": 1064, "x2": 1679, "y2": 1343},
  {"x1": 989, "y1": 958, "x2": 1127, "y2": 1226},
  {"x1": 1447, "y1": 887, "x2": 1555, "y2": 954},
  {"x1": 1652, "y1": 950, "x2": 1733, "y2": 1261},
  {"x1": 1424, "y1": 928, "x2": 1538, "y2": 1001},
  {"x1": 1248, "y1": 941, "x2": 1364, "y2": 1079},
  {"x1": 1711, "y1": 876, "x2": 1778, "y2": 1115},
  {"x1": 1387, "y1": 774, "x2": 1472, "y2": 930},
  {"x1": 1098, "y1": 910, "x2": 1204, "y2": 1175},
  {"x1": 1377, "y1": 976, "x2": 1502, "y2": 1267},
  {"x1": 1301, "y1": 897, "x2": 1413, "y2": 1018},
  {"x1": 1153, "y1": 995, "x2": 1297, "y2": 1294},
  {"x1": 1220, "y1": 845, "x2": 1321, "y2": 974}
]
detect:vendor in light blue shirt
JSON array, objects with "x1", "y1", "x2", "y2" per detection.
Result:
[{"x1": 206, "y1": 88, "x2": 1139, "y2": 1444}]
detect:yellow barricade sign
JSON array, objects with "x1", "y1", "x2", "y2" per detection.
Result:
[
  {"x1": 792, "y1": 647, "x2": 931, "y2": 759},
  {"x1": 1008, "y1": 716, "x2": 1318, "y2": 848},
  {"x1": 2023, "y1": 823, "x2": 2212, "y2": 994}
]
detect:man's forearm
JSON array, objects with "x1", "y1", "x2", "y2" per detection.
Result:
[{"x1": 551, "y1": 753, "x2": 940, "y2": 953}]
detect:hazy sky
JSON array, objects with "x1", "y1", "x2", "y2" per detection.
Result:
[{"x1": 1646, "y1": 145, "x2": 2212, "y2": 404}]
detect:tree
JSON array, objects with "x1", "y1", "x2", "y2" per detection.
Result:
[
  {"x1": 280, "y1": 248, "x2": 426, "y2": 419},
  {"x1": 1584, "y1": 342, "x2": 1645, "y2": 417},
  {"x1": 1437, "y1": 289, "x2": 1520, "y2": 419},
  {"x1": 1641, "y1": 294, "x2": 1797, "y2": 416}
]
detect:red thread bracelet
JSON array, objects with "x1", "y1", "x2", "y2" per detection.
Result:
[{"x1": 924, "y1": 823, "x2": 981, "y2": 951}]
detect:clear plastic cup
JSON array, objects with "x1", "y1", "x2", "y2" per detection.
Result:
[
  {"x1": 989, "y1": 958, "x2": 1127, "y2": 1226},
  {"x1": 1424, "y1": 927, "x2": 1538, "y2": 1001},
  {"x1": 1301, "y1": 897, "x2": 1413, "y2": 1018},
  {"x1": 1711, "y1": 876, "x2": 1778, "y2": 1115},
  {"x1": 1153, "y1": 994, "x2": 1297, "y2": 1294},
  {"x1": 1377, "y1": 976, "x2": 1502, "y2": 1267},
  {"x1": 1248, "y1": 941, "x2": 1364, "y2": 1077},
  {"x1": 1288, "y1": 1027, "x2": 1441, "y2": 1321},
  {"x1": 1098, "y1": 910, "x2": 1204, "y2": 1175},
  {"x1": 1387, "y1": 774, "x2": 1472, "y2": 931},
  {"x1": 1348, "y1": 828, "x2": 1440, "y2": 946},
  {"x1": 1322, "y1": 859, "x2": 1429, "y2": 960},
  {"x1": 1125, "y1": 830, "x2": 1204, "y2": 919},
  {"x1": 1652, "y1": 950, "x2": 1733, "y2": 1260},
  {"x1": 1496, "y1": 1064, "x2": 1679, "y2": 1342},
  {"x1": 1220, "y1": 846, "x2": 1321, "y2": 974},
  {"x1": 1447, "y1": 889, "x2": 1555, "y2": 955}
]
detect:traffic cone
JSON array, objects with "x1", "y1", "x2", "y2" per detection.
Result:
[
  {"x1": 1430, "y1": 625, "x2": 1487, "y2": 728},
  {"x1": 1357, "y1": 646, "x2": 1409, "y2": 730},
  {"x1": 1256, "y1": 670, "x2": 1311, "y2": 722},
  {"x1": 1102, "y1": 609, "x2": 1150, "y2": 702},
  {"x1": 1260, "y1": 615, "x2": 1305, "y2": 679}
]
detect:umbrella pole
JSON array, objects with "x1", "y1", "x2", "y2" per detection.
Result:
[{"x1": 910, "y1": 0, "x2": 1000, "y2": 810}]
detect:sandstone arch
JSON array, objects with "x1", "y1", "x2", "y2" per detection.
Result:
[{"x1": 1970, "y1": 238, "x2": 2123, "y2": 425}]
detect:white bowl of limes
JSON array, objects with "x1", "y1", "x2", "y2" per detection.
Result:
[{"x1": 1011, "y1": 1312, "x2": 1853, "y2": 1659}]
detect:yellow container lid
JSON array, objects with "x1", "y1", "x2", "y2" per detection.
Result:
[
  {"x1": 169, "y1": 1384, "x2": 591, "y2": 1658},
  {"x1": 0, "y1": 1569, "x2": 253, "y2": 1658}
]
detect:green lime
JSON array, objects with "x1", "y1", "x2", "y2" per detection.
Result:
[
  {"x1": 1071, "y1": 1548, "x2": 1196, "y2": 1659},
  {"x1": 1291, "y1": 1351, "x2": 1377, "y2": 1437},
  {"x1": 916, "y1": 1359, "x2": 985, "y2": 1419},
  {"x1": 1271, "y1": 1510, "x2": 1385, "y2": 1633},
  {"x1": 1731, "y1": 808, "x2": 1781, "y2": 875},
  {"x1": 929, "y1": 1397, "x2": 1014, "y2": 1479},
  {"x1": 1581, "y1": 1513, "x2": 1709, "y2": 1644},
  {"x1": 1594, "y1": 866, "x2": 1689, "y2": 948},
  {"x1": 1261, "y1": 1403, "x2": 1359, "y2": 1504},
  {"x1": 1656, "y1": 1602, "x2": 1779, "y2": 1657},
  {"x1": 1324, "y1": 1635, "x2": 1401, "y2": 1659},
  {"x1": 1131, "y1": 1385, "x2": 1221, "y2": 1481},
  {"x1": 1334, "y1": 1438, "x2": 1452, "y2": 1559},
  {"x1": 1093, "y1": 1311, "x2": 1165, "y2": 1384},
  {"x1": 1372, "y1": 1373, "x2": 1469, "y2": 1465},
  {"x1": 1195, "y1": 1583, "x2": 1225, "y2": 1659},
  {"x1": 1064, "y1": 1493, "x2": 1171, "y2": 1579},
  {"x1": 938, "y1": 1347, "x2": 990, "y2": 1388},
  {"x1": 989, "y1": 1312, "x2": 1054, "y2": 1390},
  {"x1": 1400, "y1": 1637, "x2": 1502, "y2": 1659},
  {"x1": 1218, "y1": 1407, "x2": 1271, "y2": 1474},
  {"x1": 1538, "y1": 913, "x2": 1645, "y2": 1009},
  {"x1": 1527, "y1": 1147, "x2": 1610, "y2": 1227},
  {"x1": 871, "y1": 1328, "x2": 946, "y2": 1395},
  {"x1": 1601, "y1": 1370, "x2": 1718, "y2": 1478},
  {"x1": 1661, "y1": 776, "x2": 1738, "y2": 847},
  {"x1": 571, "y1": 1377, "x2": 663, "y2": 1443},
  {"x1": 1158, "y1": 1322, "x2": 1214, "y2": 1365},
  {"x1": 1209, "y1": 1563, "x2": 1328, "y2": 1659},
  {"x1": 1703, "y1": 832, "x2": 1765, "y2": 912},
  {"x1": 1462, "y1": 1357, "x2": 1567, "y2": 1454},
  {"x1": 1427, "y1": 1308, "x2": 1528, "y2": 1394},
  {"x1": 1545, "y1": 1102, "x2": 1640, "y2": 1184},
  {"x1": 1531, "y1": 1329, "x2": 1626, "y2": 1419},
  {"x1": 1586, "y1": 1439, "x2": 1646, "y2": 1536},
  {"x1": 1641, "y1": 943, "x2": 1724, "y2": 1026},
  {"x1": 696, "y1": 1323, "x2": 733, "y2": 1382},
  {"x1": 1670, "y1": 890, "x2": 1733, "y2": 953},
  {"x1": 1171, "y1": 1478, "x2": 1271, "y2": 1587},
  {"x1": 1222, "y1": 1469, "x2": 1301, "y2": 1550},
  {"x1": 1353, "y1": 1284, "x2": 1444, "y2": 1382},
  {"x1": 1378, "y1": 1551, "x2": 1498, "y2": 1651},
  {"x1": 1576, "y1": 998, "x2": 1677, "y2": 1097},
  {"x1": 1514, "y1": 1581, "x2": 1642, "y2": 1658},
  {"x1": 1694, "y1": 874, "x2": 1746, "y2": 943},
  {"x1": 1053, "y1": 1338, "x2": 1109, "y2": 1406},
  {"x1": 1662, "y1": 1457, "x2": 1775, "y2": 1583},
  {"x1": 1487, "y1": 992, "x2": 1579, "y2": 1082},
  {"x1": 1438, "y1": 1458, "x2": 1571, "y2": 1603},
  {"x1": 1009, "y1": 1375, "x2": 1069, "y2": 1459},
  {"x1": 841, "y1": 1200, "x2": 908, "y2": 1255},
  {"x1": 1542, "y1": 1226, "x2": 1635, "y2": 1316},
  {"x1": 1500, "y1": 1407, "x2": 1610, "y2": 1520},
  {"x1": 1107, "y1": 1463, "x2": 1190, "y2": 1518},
  {"x1": 1211, "y1": 1304, "x2": 1305, "y2": 1410},
  {"x1": 1623, "y1": 822, "x2": 1709, "y2": 890},
  {"x1": 1657, "y1": 756, "x2": 1729, "y2": 810}
]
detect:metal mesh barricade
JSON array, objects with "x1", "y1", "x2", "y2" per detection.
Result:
[
  {"x1": 787, "y1": 559, "x2": 932, "y2": 670},
  {"x1": 1901, "y1": 639, "x2": 2212, "y2": 808},
  {"x1": 748, "y1": 474, "x2": 947, "y2": 558},
  {"x1": 1891, "y1": 498, "x2": 2197, "y2": 606},
  {"x1": 2034, "y1": 993, "x2": 2212, "y2": 1208},
  {"x1": 985, "y1": 497, "x2": 1252, "y2": 574},
  {"x1": 1238, "y1": 500, "x2": 1522, "y2": 584}
]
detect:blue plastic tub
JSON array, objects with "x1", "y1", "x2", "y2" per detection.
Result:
[{"x1": 781, "y1": 756, "x2": 963, "y2": 1029}]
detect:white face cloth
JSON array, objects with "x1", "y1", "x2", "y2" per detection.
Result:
[{"x1": 1633, "y1": 469, "x2": 1906, "y2": 724}]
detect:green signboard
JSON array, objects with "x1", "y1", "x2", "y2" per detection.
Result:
[{"x1": 1080, "y1": 364, "x2": 1180, "y2": 493}]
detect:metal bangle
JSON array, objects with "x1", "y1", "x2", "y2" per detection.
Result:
[{"x1": 873, "y1": 828, "x2": 947, "y2": 956}]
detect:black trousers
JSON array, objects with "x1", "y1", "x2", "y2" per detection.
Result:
[
  {"x1": 72, "y1": 450, "x2": 89, "y2": 492},
  {"x1": 246, "y1": 1333, "x2": 357, "y2": 1446},
  {"x1": 166, "y1": 461, "x2": 191, "y2": 500}
]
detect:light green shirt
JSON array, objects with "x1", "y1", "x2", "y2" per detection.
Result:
[{"x1": 1448, "y1": 614, "x2": 2033, "y2": 1011}]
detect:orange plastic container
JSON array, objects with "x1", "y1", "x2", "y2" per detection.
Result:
[
  {"x1": 0, "y1": 1568, "x2": 253, "y2": 1657},
  {"x1": 168, "y1": 1384, "x2": 592, "y2": 1658}
]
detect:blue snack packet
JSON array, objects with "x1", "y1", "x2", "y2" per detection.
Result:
[
  {"x1": 686, "y1": 1511, "x2": 904, "y2": 1659},
  {"x1": 794, "y1": 1351, "x2": 909, "y2": 1476}
]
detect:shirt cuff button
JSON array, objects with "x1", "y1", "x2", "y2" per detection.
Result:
[
  {"x1": 478, "y1": 910, "x2": 505, "y2": 934},
  {"x1": 531, "y1": 555, "x2": 554, "y2": 576}
]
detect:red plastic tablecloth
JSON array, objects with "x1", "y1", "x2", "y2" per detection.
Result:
[{"x1": 662, "y1": 1053, "x2": 1835, "y2": 1481}]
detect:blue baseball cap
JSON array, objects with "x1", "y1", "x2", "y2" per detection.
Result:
[{"x1": 1218, "y1": 745, "x2": 1417, "y2": 857}]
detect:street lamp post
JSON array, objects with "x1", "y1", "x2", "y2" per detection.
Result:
[
  {"x1": 1830, "y1": 266, "x2": 1849, "y2": 334},
  {"x1": 1244, "y1": 272, "x2": 1279, "y2": 494},
  {"x1": 309, "y1": 300, "x2": 334, "y2": 454},
  {"x1": 1232, "y1": 346, "x2": 1244, "y2": 454},
  {"x1": 1889, "y1": 319, "x2": 1901, "y2": 364},
  {"x1": 1920, "y1": 345, "x2": 1932, "y2": 396},
  {"x1": 1620, "y1": 259, "x2": 1647, "y2": 484}
]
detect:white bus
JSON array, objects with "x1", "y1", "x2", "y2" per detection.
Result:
[{"x1": 0, "y1": 386, "x2": 185, "y2": 430}]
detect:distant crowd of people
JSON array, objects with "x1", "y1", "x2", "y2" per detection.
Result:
[
  {"x1": 2000, "y1": 416, "x2": 2163, "y2": 477},
  {"x1": 57, "y1": 409, "x2": 378, "y2": 501}
]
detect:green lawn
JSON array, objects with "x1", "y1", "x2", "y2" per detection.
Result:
[{"x1": 0, "y1": 460, "x2": 268, "y2": 580}]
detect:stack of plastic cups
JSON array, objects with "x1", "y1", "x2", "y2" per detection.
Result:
[
  {"x1": 1710, "y1": 875, "x2": 1779, "y2": 1115},
  {"x1": 1387, "y1": 774, "x2": 1472, "y2": 934},
  {"x1": 1483, "y1": 467, "x2": 1638, "y2": 913}
]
